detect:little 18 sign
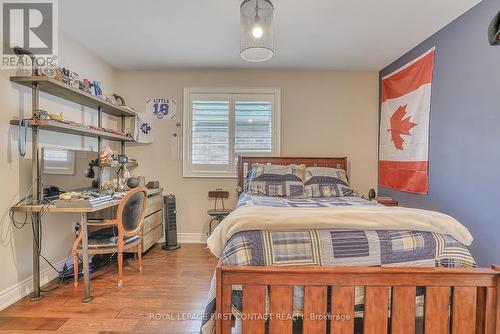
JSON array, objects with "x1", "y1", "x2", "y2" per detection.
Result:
[{"x1": 147, "y1": 98, "x2": 177, "y2": 119}]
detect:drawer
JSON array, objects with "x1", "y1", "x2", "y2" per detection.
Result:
[
  {"x1": 142, "y1": 224, "x2": 164, "y2": 253},
  {"x1": 143, "y1": 209, "x2": 163, "y2": 234},
  {"x1": 146, "y1": 194, "x2": 163, "y2": 216},
  {"x1": 88, "y1": 207, "x2": 116, "y2": 220}
]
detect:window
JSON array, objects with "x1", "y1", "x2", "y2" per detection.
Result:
[{"x1": 183, "y1": 88, "x2": 281, "y2": 177}]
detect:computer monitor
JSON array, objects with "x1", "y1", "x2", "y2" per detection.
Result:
[{"x1": 41, "y1": 148, "x2": 98, "y2": 197}]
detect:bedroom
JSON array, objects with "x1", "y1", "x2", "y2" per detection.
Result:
[{"x1": 0, "y1": 0, "x2": 499, "y2": 333}]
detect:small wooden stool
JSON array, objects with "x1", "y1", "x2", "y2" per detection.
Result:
[{"x1": 207, "y1": 189, "x2": 232, "y2": 236}]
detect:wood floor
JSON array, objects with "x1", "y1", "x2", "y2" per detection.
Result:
[{"x1": 0, "y1": 244, "x2": 218, "y2": 333}]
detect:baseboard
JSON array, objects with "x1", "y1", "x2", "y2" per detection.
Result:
[
  {"x1": 177, "y1": 232, "x2": 207, "y2": 244},
  {"x1": 0, "y1": 258, "x2": 67, "y2": 311}
]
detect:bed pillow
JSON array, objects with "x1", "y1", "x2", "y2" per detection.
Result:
[
  {"x1": 247, "y1": 164, "x2": 306, "y2": 197},
  {"x1": 304, "y1": 167, "x2": 354, "y2": 198}
]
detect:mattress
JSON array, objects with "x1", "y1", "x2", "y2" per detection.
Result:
[{"x1": 200, "y1": 194, "x2": 476, "y2": 334}]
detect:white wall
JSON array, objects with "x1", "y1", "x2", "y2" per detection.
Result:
[
  {"x1": 0, "y1": 32, "x2": 118, "y2": 309},
  {"x1": 117, "y1": 69, "x2": 379, "y2": 239}
]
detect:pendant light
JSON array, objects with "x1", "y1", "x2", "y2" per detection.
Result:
[{"x1": 240, "y1": 0, "x2": 274, "y2": 62}]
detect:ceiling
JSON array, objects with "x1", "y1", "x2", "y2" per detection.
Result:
[{"x1": 59, "y1": 0, "x2": 481, "y2": 70}]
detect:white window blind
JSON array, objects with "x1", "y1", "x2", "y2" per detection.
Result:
[
  {"x1": 235, "y1": 101, "x2": 272, "y2": 153},
  {"x1": 192, "y1": 101, "x2": 229, "y2": 165},
  {"x1": 184, "y1": 88, "x2": 280, "y2": 178}
]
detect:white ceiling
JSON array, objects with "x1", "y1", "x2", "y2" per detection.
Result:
[{"x1": 59, "y1": 0, "x2": 481, "y2": 70}]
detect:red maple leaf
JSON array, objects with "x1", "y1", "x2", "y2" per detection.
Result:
[{"x1": 388, "y1": 105, "x2": 417, "y2": 150}]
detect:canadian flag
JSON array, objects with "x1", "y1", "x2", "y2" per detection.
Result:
[{"x1": 379, "y1": 48, "x2": 435, "y2": 194}]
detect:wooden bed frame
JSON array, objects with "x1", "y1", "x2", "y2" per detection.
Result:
[{"x1": 214, "y1": 157, "x2": 500, "y2": 334}]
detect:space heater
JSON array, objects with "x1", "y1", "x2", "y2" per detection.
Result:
[{"x1": 162, "y1": 194, "x2": 180, "y2": 250}]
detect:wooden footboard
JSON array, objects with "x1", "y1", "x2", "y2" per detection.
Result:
[{"x1": 216, "y1": 264, "x2": 500, "y2": 334}]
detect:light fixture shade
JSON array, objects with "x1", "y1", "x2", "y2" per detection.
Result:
[{"x1": 240, "y1": 0, "x2": 274, "y2": 62}]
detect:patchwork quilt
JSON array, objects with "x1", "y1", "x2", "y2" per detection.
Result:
[
  {"x1": 200, "y1": 194, "x2": 476, "y2": 334},
  {"x1": 236, "y1": 193, "x2": 372, "y2": 209}
]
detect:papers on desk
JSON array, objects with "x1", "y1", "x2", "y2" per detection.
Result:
[
  {"x1": 112, "y1": 192, "x2": 126, "y2": 200},
  {"x1": 54, "y1": 195, "x2": 113, "y2": 208}
]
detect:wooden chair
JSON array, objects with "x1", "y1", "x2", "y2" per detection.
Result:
[
  {"x1": 72, "y1": 187, "x2": 148, "y2": 287},
  {"x1": 207, "y1": 189, "x2": 232, "y2": 236}
]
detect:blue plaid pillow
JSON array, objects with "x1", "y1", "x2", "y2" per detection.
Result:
[
  {"x1": 304, "y1": 167, "x2": 354, "y2": 198},
  {"x1": 247, "y1": 164, "x2": 305, "y2": 197}
]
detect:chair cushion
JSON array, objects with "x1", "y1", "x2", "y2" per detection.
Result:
[
  {"x1": 78, "y1": 227, "x2": 140, "y2": 249},
  {"x1": 121, "y1": 191, "x2": 146, "y2": 232}
]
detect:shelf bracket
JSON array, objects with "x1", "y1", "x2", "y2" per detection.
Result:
[
  {"x1": 97, "y1": 106, "x2": 103, "y2": 190},
  {"x1": 120, "y1": 116, "x2": 126, "y2": 155},
  {"x1": 31, "y1": 81, "x2": 42, "y2": 301}
]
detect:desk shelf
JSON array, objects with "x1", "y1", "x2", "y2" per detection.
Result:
[
  {"x1": 10, "y1": 76, "x2": 136, "y2": 118},
  {"x1": 10, "y1": 188, "x2": 162, "y2": 213},
  {"x1": 99, "y1": 161, "x2": 138, "y2": 168},
  {"x1": 10, "y1": 119, "x2": 134, "y2": 142}
]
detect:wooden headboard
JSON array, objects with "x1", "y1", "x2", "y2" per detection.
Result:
[{"x1": 237, "y1": 156, "x2": 348, "y2": 192}]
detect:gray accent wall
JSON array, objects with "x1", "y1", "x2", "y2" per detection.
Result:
[{"x1": 379, "y1": 0, "x2": 500, "y2": 267}]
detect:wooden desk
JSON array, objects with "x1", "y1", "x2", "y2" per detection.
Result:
[
  {"x1": 12, "y1": 200, "x2": 121, "y2": 213},
  {"x1": 11, "y1": 188, "x2": 163, "y2": 303}
]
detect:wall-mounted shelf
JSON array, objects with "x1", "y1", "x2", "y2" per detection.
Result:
[
  {"x1": 10, "y1": 119, "x2": 134, "y2": 142},
  {"x1": 10, "y1": 76, "x2": 136, "y2": 118},
  {"x1": 99, "y1": 161, "x2": 138, "y2": 168},
  {"x1": 9, "y1": 71, "x2": 141, "y2": 302}
]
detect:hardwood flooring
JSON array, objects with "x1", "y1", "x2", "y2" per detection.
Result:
[{"x1": 0, "y1": 244, "x2": 218, "y2": 333}]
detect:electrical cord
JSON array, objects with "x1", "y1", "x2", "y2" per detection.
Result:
[
  {"x1": 9, "y1": 176, "x2": 38, "y2": 228},
  {"x1": 18, "y1": 119, "x2": 28, "y2": 157},
  {"x1": 9, "y1": 201, "x2": 29, "y2": 229},
  {"x1": 9, "y1": 177, "x2": 72, "y2": 294},
  {"x1": 40, "y1": 245, "x2": 75, "y2": 293},
  {"x1": 34, "y1": 206, "x2": 76, "y2": 293}
]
